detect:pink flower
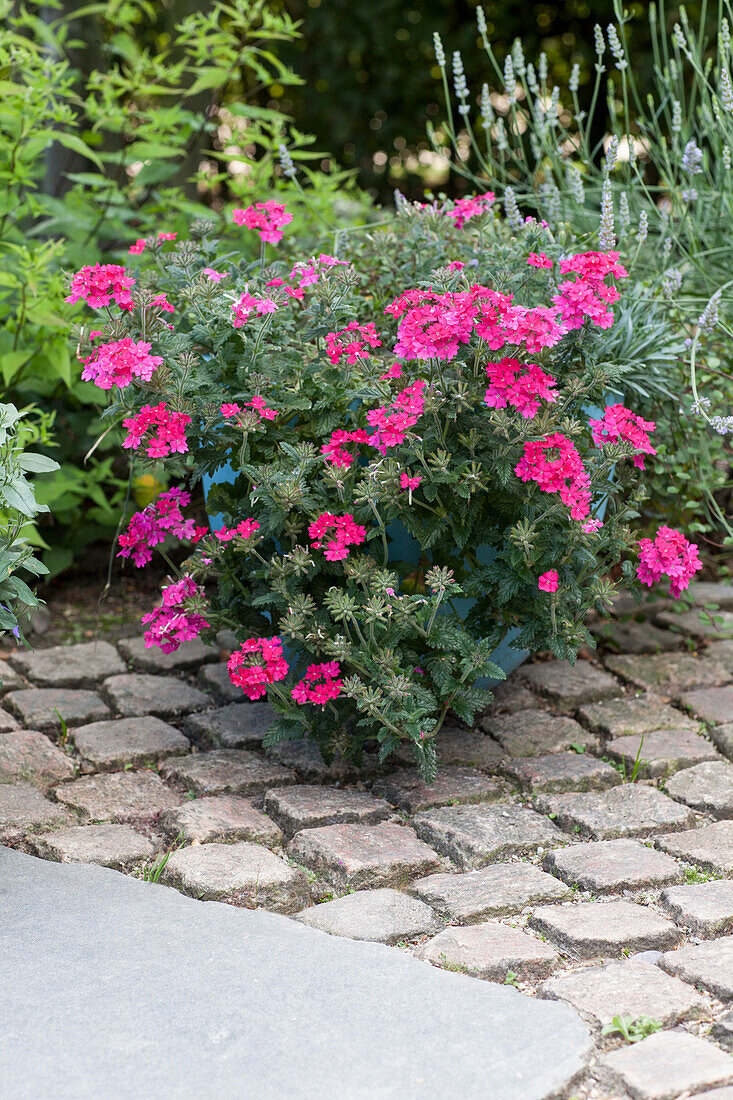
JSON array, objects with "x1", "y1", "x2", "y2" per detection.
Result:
[
  {"x1": 128, "y1": 239, "x2": 147, "y2": 255},
  {"x1": 484, "y1": 357, "x2": 557, "y2": 419},
  {"x1": 380, "y1": 362, "x2": 403, "y2": 381},
  {"x1": 232, "y1": 292, "x2": 278, "y2": 328},
  {"x1": 221, "y1": 403, "x2": 242, "y2": 418},
  {"x1": 581, "y1": 518, "x2": 604, "y2": 533},
  {"x1": 122, "y1": 403, "x2": 191, "y2": 458},
  {"x1": 515, "y1": 433, "x2": 592, "y2": 521},
  {"x1": 203, "y1": 268, "x2": 229, "y2": 282},
  {"x1": 528, "y1": 252, "x2": 553, "y2": 269},
  {"x1": 444, "y1": 191, "x2": 495, "y2": 227},
  {"x1": 117, "y1": 488, "x2": 197, "y2": 568},
  {"x1": 589, "y1": 404, "x2": 656, "y2": 469},
  {"x1": 157, "y1": 231, "x2": 177, "y2": 242},
  {"x1": 447, "y1": 260, "x2": 465, "y2": 270},
  {"x1": 636, "y1": 526, "x2": 703, "y2": 599},
  {"x1": 228, "y1": 637, "x2": 289, "y2": 700},
  {"x1": 150, "y1": 293, "x2": 174, "y2": 314},
  {"x1": 81, "y1": 338, "x2": 162, "y2": 390},
  {"x1": 246, "y1": 396, "x2": 278, "y2": 421},
  {"x1": 308, "y1": 512, "x2": 367, "y2": 560},
  {"x1": 66, "y1": 264, "x2": 136, "y2": 310},
  {"x1": 367, "y1": 379, "x2": 426, "y2": 452},
  {"x1": 553, "y1": 251, "x2": 628, "y2": 331},
  {"x1": 213, "y1": 518, "x2": 260, "y2": 543},
  {"x1": 142, "y1": 576, "x2": 209, "y2": 654},
  {"x1": 326, "y1": 321, "x2": 382, "y2": 365},
  {"x1": 291, "y1": 661, "x2": 342, "y2": 706},
  {"x1": 232, "y1": 201, "x2": 293, "y2": 245},
  {"x1": 321, "y1": 429, "x2": 370, "y2": 468},
  {"x1": 400, "y1": 472, "x2": 422, "y2": 491},
  {"x1": 538, "y1": 570, "x2": 559, "y2": 593}
]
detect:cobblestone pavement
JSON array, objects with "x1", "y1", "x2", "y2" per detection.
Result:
[{"x1": 2, "y1": 583, "x2": 733, "y2": 1100}]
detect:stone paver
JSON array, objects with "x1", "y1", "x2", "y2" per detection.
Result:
[
  {"x1": 433, "y1": 728, "x2": 505, "y2": 771},
  {"x1": 657, "y1": 607, "x2": 733, "y2": 639},
  {"x1": 10, "y1": 641, "x2": 125, "y2": 688},
  {"x1": 707, "y1": 641, "x2": 733, "y2": 674},
  {"x1": 372, "y1": 766, "x2": 503, "y2": 813},
  {"x1": 605, "y1": 728, "x2": 721, "y2": 779},
  {"x1": 665, "y1": 760, "x2": 733, "y2": 816},
  {"x1": 536, "y1": 784, "x2": 696, "y2": 841},
  {"x1": 0, "y1": 781, "x2": 70, "y2": 840},
  {"x1": 265, "y1": 740, "x2": 368, "y2": 782},
  {"x1": 660, "y1": 881, "x2": 733, "y2": 937},
  {"x1": 197, "y1": 662, "x2": 242, "y2": 703},
  {"x1": 541, "y1": 958, "x2": 709, "y2": 1028},
  {"x1": 529, "y1": 900, "x2": 680, "y2": 958},
  {"x1": 712, "y1": 1010, "x2": 733, "y2": 1050},
  {"x1": 288, "y1": 821, "x2": 440, "y2": 889},
  {"x1": 605, "y1": 651, "x2": 730, "y2": 696},
  {"x1": 159, "y1": 795, "x2": 283, "y2": 846},
  {"x1": 0, "y1": 708, "x2": 19, "y2": 732},
  {"x1": 0, "y1": 660, "x2": 25, "y2": 693},
  {"x1": 72, "y1": 716, "x2": 190, "y2": 770},
  {"x1": 712, "y1": 724, "x2": 733, "y2": 759},
  {"x1": 117, "y1": 636, "x2": 218, "y2": 673},
  {"x1": 412, "y1": 803, "x2": 564, "y2": 870},
  {"x1": 33, "y1": 823, "x2": 155, "y2": 869},
  {"x1": 5, "y1": 688, "x2": 110, "y2": 732},
  {"x1": 412, "y1": 863, "x2": 571, "y2": 922},
  {"x1": 264, "y1": 785, "x2": 390, "y2": 837},
  {"x1": 600, "y1": 1030, "x2": 733, "y2": 1100},
  {"x1": 297, "y1": 888, "x2": 444, "y2": 944},
  {"x1": 655, "y1": 821, "x2": 733, "y2": 873},
  {"x1": 183, "y1": 703, "x2": 274, "y2": 749},
  {"x1": 661, "y1": 936, "x2": 733, "y2": 1000},
  {"x1": 160, "y1": 749, "x2": 295, "y2": 797},
  {"x1": 543, "y1": 839, "x2": 683, "y2": 893},
  {"x1": 162, "y1": 841, "x2": 311, "y2": 913},
  {"x1": 486, "y1": 679, "x2": 538, "y2": 714},
  {"x1": 688, "y1": 581, "x2": 733, "y2": 609},
  {"x1": 54, "y1": 770, "x2": 180, "y2": 823},
  {"x1": 483, "y1": 710, "x2": 598, "y2": 757},
  {"x1": 102, "y1": 674, "x2": 209, "y2": 719},
  {"x1": 681, "y1": 686, "x2": 733, "y2": 726},
  {"x1": 504, "y1": 752, "x2": 620, "y2": 794},
  {"x1": 519, "y1": 660, "x2": 621, "y2": 706},
  {"x1": 416, "y1": 921, "x2": 559, "y2": 981},
  {"x1": 0, "y1": 730, "x2": 75, "y2": 786},
  {"x1": 579, "y1": 693, "x2": 700, "y2": 736},
  {"x1": 591, "y1": 618, "x2": 683, "y2": 655}
]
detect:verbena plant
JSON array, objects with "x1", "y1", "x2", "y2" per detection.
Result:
[{"x1": 70, "y1": 197, "x2": 702, "y2": 776}]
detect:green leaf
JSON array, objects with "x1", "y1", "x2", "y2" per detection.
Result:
[
  {"x1": 0, "y1": 351, "x2": 32, "y2": 387},
  {"x1": 17, "y1": 453, "x2": 60, "y2": 474},
  {"x1": 47, "y1": 131, "x2": 106, "y2": 171}
]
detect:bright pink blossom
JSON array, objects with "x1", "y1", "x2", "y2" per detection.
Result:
[
  {"x1": 527, "y1": 252, "x2": 553, "y2": 269},
  {"x1": 65, "y1": 264, "x2": 136, "y2": 310},
  {"x1": 221, "y1": 403, "x2": 241, "y2": 418},
  {"x1": 447, "y1": 261, "x2": 465, "y2": 271},
  {"x1": 232, "y1": 201, "x2": 293, "y2": 245},
  {"x1": 246, "y1": 396, "x2": 278, "y2": 421},
  {"x1": 538, "y1": 570, "x2": 559, "y2": 592},
  {"x1": 445, "y1": 191, "x2": 495, "y2": 227},
  {"x1": 367, "y1": 379, "x2": 427, "y2": 452},
  {"x1": 308, "y1": 512, "x2": 367, "y2": 561},
  {"x1": 117, "y1": 488, "x2": 197, "y2": 568},
  {"x1": 128, "y1": 239, "x2": 146, "y2": 255},
  {"x1": 158, "y1": 231, "x2": 177, "y2": 242},
  {"x1": 484, "y1": 357, "x2": 557, "y2": 419},
  {"x1": 213, "y1": 518, "x2": 260, "y2": 543},
  {"x1": 142, "y1": 576, "x2": 209, "y2": 654},
  {"x1": 636, "y1": 526, "x2": 703, "y2": 599},
  {"x1": 228, "y1": 637, "x2": 289, "y2": 700},
  {"x1": 150, "y1": 293, "x2": 174, "y2": 314},
  {"x1": 582, "y1": 518, "x2": 604, "y2": 533},
  {"x1": 122, "y1": 403, "x2": 191, "y2": 458},
  {"x1": 553, "y1": 251, "x2": 628, "y2": 331},
  {"x1": 400, "y1": 472, "x2": 422, "y2": 491},
  {"x1": 203, "y1": 268, "x2": 228, "y2": 282},
  {"x1": 380, "y1": 363, "x2": 403, "y2": 381},
  {"x1": 291, "y1": 661, "x2": 343, "y2": 705},
  {"x1": 326, "y1": 321, "x2": 382, "y2": 365},
  {"x1": 515, "y1": 433, "x2": 592, "y2": 521},
  {"x1": 81, "y1": 338, "x2": 162, "y2": 390},
  {"x1": 589, "y1": 404, "x2": 657, "y2": 470},
  {"x1": 321, "y1": 429, "x2": 370, "y2": 468},
  {"x1": 232, "y1": 292, "x2": 278, "y2": 328}
]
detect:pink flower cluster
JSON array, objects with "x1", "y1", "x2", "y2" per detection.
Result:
[
  {"x1": 232, "y1": 291, "x2": 278, "y2": 328},
  {"x1": 117, "y1": 488, "x2": 202, "y2": 568},
  {"x1": 221, "y1": 397, "x2": 277, "y2": 422},
  {"x1": 288, "y1": 254, "x2": 349, "y2": 296},
  {"x1": 122, "y1": 403, "x2": 191, "y2": 458},
  {"x1": 291, "y1": 661, "x2": 343, "y2": 705},
  {"x1": 81, "y1": 338, "x2": 163, "y2": 390},
  {"x1": 203, "y1": 268, "x2": 229, "y2": 282},
  {"x1": 553, "y1": 251, "x2": 628, "y2": 331},
  {"x1": 367, "y1": 379, "x2": 427, "y2": 452},
  {"x1": 308, "y1": 512, "x2": 367, "y2": 561},
  {"x1": 636, "y1": 526, "x2": 703, "y2": 598},
  {"x1": 538, "y1": 570, "x2": 559, "y2": 592},
  {"x1": 128, "y1": 231, "x2": 177, "y2": 255},
  {"x1": 326, "y1": 321, "x2": 382, "y2": 365},
  {"x1": 528, "y1": 253, "x2": 553, "y2": 269},
  {"x1": 151, "y1": 293, "x2": 174, "y2": 314},
  {"x1": 589, "y1": 404, "x2": 657, "y2": 470},
  {"x1": 66, "y1": 264, "x2": 135, "y2": 310},
  {"x1": 484, "y1": 357, "x2": 557, "y2": 419},
  {"x1": 232, "y1": 201, "x2": 293, "y2": 245},
  {"x1": 213, "y1": 518, "x2": 260, "y2": 543},
  {"x1": 445, "y1": 191, "x2": 495, "y2": 227},
  {"x1": 322, "y1": 429, "x2": 370, "y2": 468},
  {"x1": 400, "y1": 472, "x2": 422, "y2": 491},
  {"x1": 228, "y1": 637, "x2": 289, "y2": 700},
  {"x1": 142, "y1": 576, "x2": 209, "y2": 654},
  {"x1": 515, "y1": 433, "x2": 592, "y2": 521}
]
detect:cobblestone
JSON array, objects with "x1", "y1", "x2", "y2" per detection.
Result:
[
  {"x1": 660, "y1": 935, "x2": 733, "y2": 1000},
  {"x1": 433, "y1": 728, "x2": 505, "y2": 772},
  {"x1": 655, "y1": 821, "x2": 733, "y2": 873},
  {"x1": 10, "y1": 641, "x2": 125, "y2": 688},
  {"x1": 713, "y1": 724, "x2": 733, "y2": 759},
  {"x1": 411, "y1": 862, "x2": 570, "y2": 922},
  {"x1": 657, "y1": 608, "x2": 733, "y2": 639},
  {"x1": 535, "y1": 784, "x2": 696, "y2": 840},
  {"x1": 543, "y1": 839, "x2": 684, "y2": 893},
  {"x1": 117, "y1": 636, "x2": 218, "y2": 673},
  {"x1": 707, "y1": 641, "x2": 733, "y2": 674},
  {"x1": 665, "y1": 761, "x2": 733, "y2": 816},
  {"x1": 162, "y1": 841, "x2": 312, "y2": 913},
  {"x1": 297, "y1": 889, "x2": 443, "y2": 944},
  {"x1": 415, "y1": 921, "x2": 559, "y2": 981},
  {"x1": 54, "y1": 770, "x2": 180, "y2": 823},
  {"x1": 605, "y1": 728, "x2": 721, "y2": 779},
  {"x1": 5, "y1": 688, "x2": 110, "y2": 732},
  {"x1": 264, "y1": 785, "x2": 390, "y2": 837},
  {"x1": 0, "y1": 708, "x2": 20, "y2": 731},
  {"x1": 182, "y1": 703, "x2": 274, "y2": 749},
  {"x1": 287, "y1": 821, "x2": 440, "y2": 890},
  {"x1": 72, "y1": 717, "x2": 190, "y2": 770},
  {"x1": 680, "y1": 685, "x2": 733, "y2": 726},
  {"x1": 0, "y1": 781, "x2": 70, "y2": 840},
  {"x1": 660, "y1": 881, "x2": 733, "y2": 937},
  {"x1": 529, "y1": 899, "x2": 680, "y2": 958},
  {"x1": 412, "y1": 803, "x2": 564, "y2": 869},
  {"x1": 605, "y1": 651, "x2": 730, "y2": 696},
  {"x1": 600, "y1": 1031, "x2": 733, "y2": 1100},
  {"x1": 0, "y1": 730, "x2": 75, "y2": 786},
  {"x1": 160, "y1": 749, "x2": 295, "y2": 797},
  {"x1": 33, "y1": 823, "x2": 155, "y2": 869},
  {"x1": 264, "y1": 740, "x2": 369, "y2": 782},
  {"x1": 712, "y1": 1010, "x2": 733, "y2": 1050},
  {"x1": 196, "y1": 662, "x2": 242, "y2": 703},
  {"x1": 483, "y1": 710, "x2": 598, "y2": 757},
  {"x1": 578, "y1": 693, "x2": 699, "y2": 737},
  {"x1": 372, "y1": 766, "x2": 504, "y2": 813},
  {"x1": 0, "y1": 660, "x2": 25, "y2": 694},
  {"x1": 159, "y1": 795, "x2": 283, "y2": 846},
  {"x1": 504, "y1": 752, "x2": 620, "y2": 794},
  {"x1": 484, "y1": 680, "x2": 538, "y2": 714},
  {"x1": 591, "y1": 618, "x2": 683, "y2": 655},
  {"x1": 688, "y1": 581, "x2": 733, "y2": 609},
  {"x1": 519, "y1": 660, "x2": 622, "y2": 707},
  {"x1": 102, "y1": 674, "x2": 209, "y2": 719}
]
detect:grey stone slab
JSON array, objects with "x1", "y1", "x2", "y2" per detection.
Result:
[
  {"x1": 0, "y1": 781, "x2": 71, "y2": 840},
  {"x1": 288, "y1": 821, "x2": 440, "y2": 890},
  {"x1": 483, "y1": 710, "x2": 598, "y2": 757},
  {"x1": 591, "y1": 618, "x2": 683, "y2": 655},
  {"x1": 162, "y1": 840, "x2": 311, "y2": 913},
  {"x1": 0, "y1": 707, "x2": 19, "y2": 731},
  {"x1": 183, "y1": 703, "x2": 274, "y2": 749},
  {"x1": 5, "y1": 688, "x2": 110, "y2": 732},
  {"x1": 529, "y1": 900, "x2": 680, "y2": 959},
  {"x1": 579, "y1": 693, "x2": 700, "y2": 737},
  {"x1": 707, "y1": 641, "x2": 733, "y2": 674},
  {"x1": 102, "y1": 674, "x2": 209, "y2": 719},
  {"x1": 160, "y1": 749, "x2": 295, "y2": 797},
  {"x1": 33, "y1": 823, "x2": 155, "y2": 869},
  {"x1": 434, "y1": 727, "x2": 505, "y2": 772},
  {"x1": 72, "y1": 717, "x2": 190, "y2": 770},
  {"x1": 412, "y1": 804, "x2": 564, "y2": 870},
  {"x1": 543, "y1": 839, "x2": 683, "y2": 893},
  {"x1": 117, "y1": 636, "x2": 219, "y2": 673},
  {"x1": 657, "y1": 608, "x2": 733, "y2": 639},
  {"x1": 485, "y1": 680, "x2": 539, "y2": 714},
  {"x1": 713, "y1": 724, "x2": 733, "y2": 760},
  {"x1": 412, "y1": 863, "x2": 571, "y2": 922},
  {"x1": 10, "y1": 641, "x2": 125, "y2": 688},
  {"x1": 197, "y1": 661, "x2": 242, "y2": 702},
  {"x1": 0, "y1": 845, "x2": 595, "y2": 1100},
  {"x1": 665, "y1": 761, "x2": 733, "y2": 817},
  {"x1": 661, "y1": 936, "x2": 733, "y2": 1000},
  {"x1": 681, "y1": 686, "x2": 733, "y2": 726},
  {"x1": 601, "y1": 1030, "x2": 733, "y2": 1100},
  {"x1": 297, "y1": 888, "x2": 444, "y2": 944},
  {"x1": 264, "y1": 785, "x2": 390, "y2": 838},
  {"x1": 373, "y1": 766, "x2": 504, "y2": 813},
  {"x1": 536, "y1": 784, "x2": 696, "y2": 841},
  {"x1": 159, "y1": 795, "x2": 283, "y2": 846},
  {"x1": 54, "y1": 770, "x2": 181, "y2": 823},
  {"x1": 605, "y1": 728, "x2": 721, "y2": 779},
  {"x1": 712, "y1": 1009, "x2": 733, "y2": 1051},
  {"x1": 519, "y1": 660, "x2": 621, "y2": 707},
  {"x1": 416, "y1": 921, "x2": 559, "y2": 981},
  {"x1": 660, "y1": 881, "x2": 733, "y2": 937},
  {"x1": 0, "y1": 730, "x2": 75, "y2": 786},
  {"x1": 688, "y1": 582, "x2": 733, "y2": 609},
  {"x1": 655, "y1": 821, "x2": 733, "y2": 874},
  {"x1": 605, "y1": 652, "x2": 730, "y2": 696},
  {"x1": 0, "y1": 659, "x2": 25, "y2": 693},
  {"x1": 541, "y1": 958, "x2": 709, "y2": 1028},
  {"x1": 504, "y1": 752, "x2": 620, "y2": 794},
  {"x1": 265, "y1": 739, "x2": 370, "y2": 782}
]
